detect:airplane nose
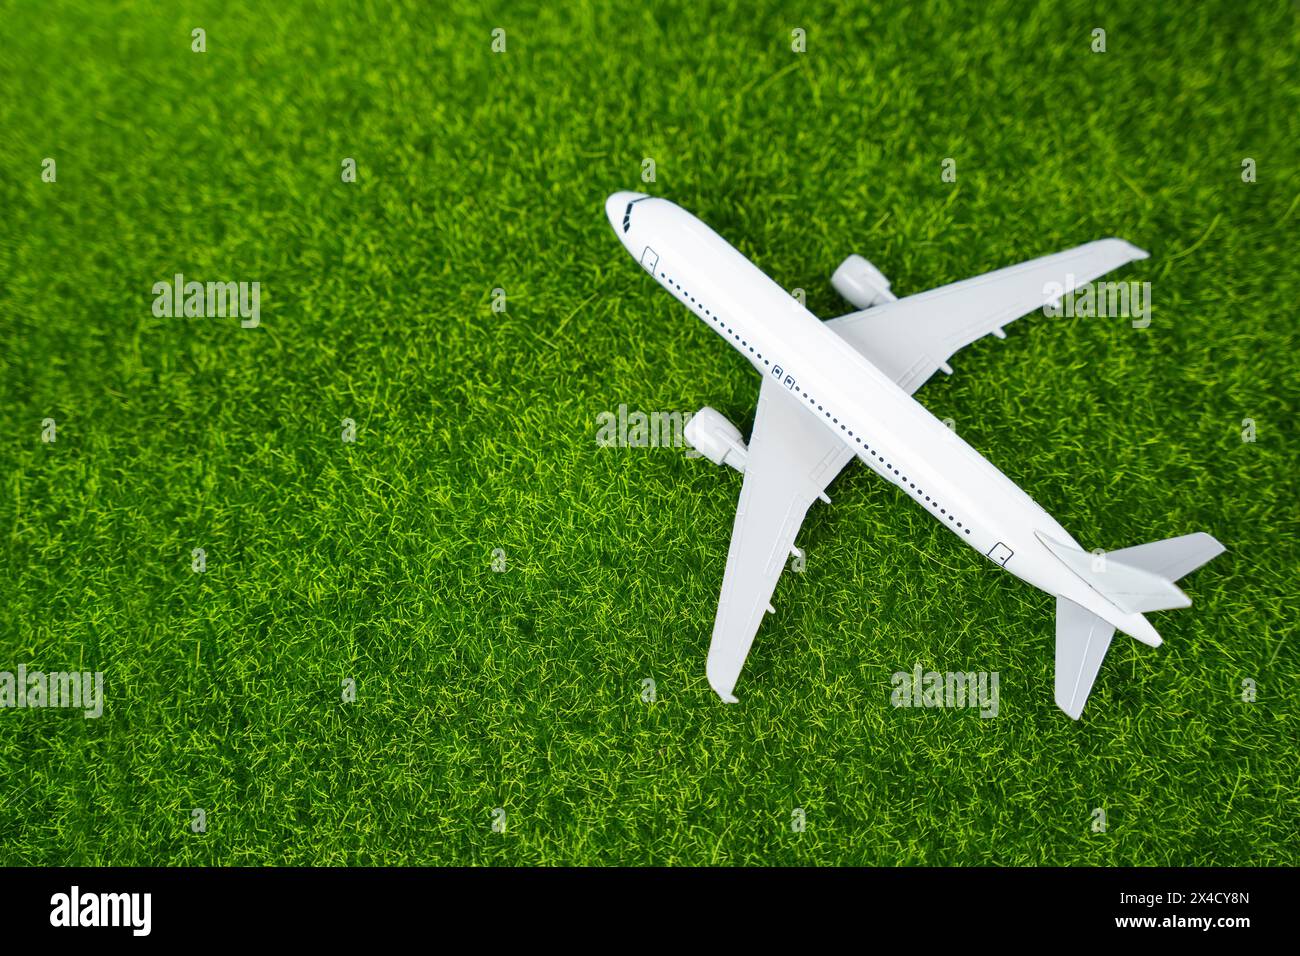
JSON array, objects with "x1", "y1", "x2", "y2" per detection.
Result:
[{"x1": 605, "y1": 191, "x2": 648, "y2": 234}]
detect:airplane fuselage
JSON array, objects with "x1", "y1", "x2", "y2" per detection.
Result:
[{"x1": 606, "y1": 192, "x2": 1160, "y2": 646}]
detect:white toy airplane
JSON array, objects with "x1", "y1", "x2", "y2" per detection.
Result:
[{"x1": 605, "y1": 191, "x2": 1224, "y2": 719}]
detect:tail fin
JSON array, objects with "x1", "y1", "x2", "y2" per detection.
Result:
[
  {"x1": 1048, "y1": 532, "x2": 1226, "y2": 719},
  {"x1": 1035, "y1": 531, "x2": 1224, "y2": 614}
]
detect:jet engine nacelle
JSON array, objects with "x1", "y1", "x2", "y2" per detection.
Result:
[
  {"x1": 685, "y1": 407, "x2": 749, "y2": 473},
  {"x1": 832, "y1": 254, "x2": 897, "y2": 309}
]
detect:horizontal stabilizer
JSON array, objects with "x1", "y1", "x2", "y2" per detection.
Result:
[
  {"x1": 1055, "y1": 597, "x2": 1116, "y2": 719},
  {"x1": 1105, "y1": 532, "x2": 1225, "y2": 583}
]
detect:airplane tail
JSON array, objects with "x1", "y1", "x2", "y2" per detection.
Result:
[{"x1": 1041, "y1": 532, "x2": 1226, "y2": 719}]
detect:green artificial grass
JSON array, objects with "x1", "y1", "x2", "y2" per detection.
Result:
[{"x1": 0, "y1": 0, "x2": 1296, "y2": 866}]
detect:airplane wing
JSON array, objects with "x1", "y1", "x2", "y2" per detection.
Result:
[
  {"x1": 826, "y1": 239, "x2": 1149, "y2": 394},
  {"x1": 705, "y1": 376, "x2": 854, "y2": 702}
]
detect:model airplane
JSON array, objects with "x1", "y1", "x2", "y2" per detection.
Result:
[{"x1": 605, "y1": 191, "x2": 1224, "y2": 719}]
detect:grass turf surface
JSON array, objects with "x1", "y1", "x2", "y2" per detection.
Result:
[{"x1": 0, "y1": 0, "x2": 1297, "y2": 865}]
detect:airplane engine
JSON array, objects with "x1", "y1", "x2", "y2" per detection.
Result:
[
  {"x1": 684, "y1": 407, "x2": 749, "y2": 473},
  {"x1": 831, "y1": 254, "x2": 897, "y2": 309}
]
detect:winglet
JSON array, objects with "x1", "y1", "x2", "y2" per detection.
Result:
[
  {"x1": 707, "y1": 659, "x2": 741, "y2": 704},
  {"x1": 1105, "y1": 238, "x2": 1150, "y2": 261}
]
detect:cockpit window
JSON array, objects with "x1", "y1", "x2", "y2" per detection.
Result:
[{"x1": 622, "y1": 195, "x2": 651, "y2": 233}]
